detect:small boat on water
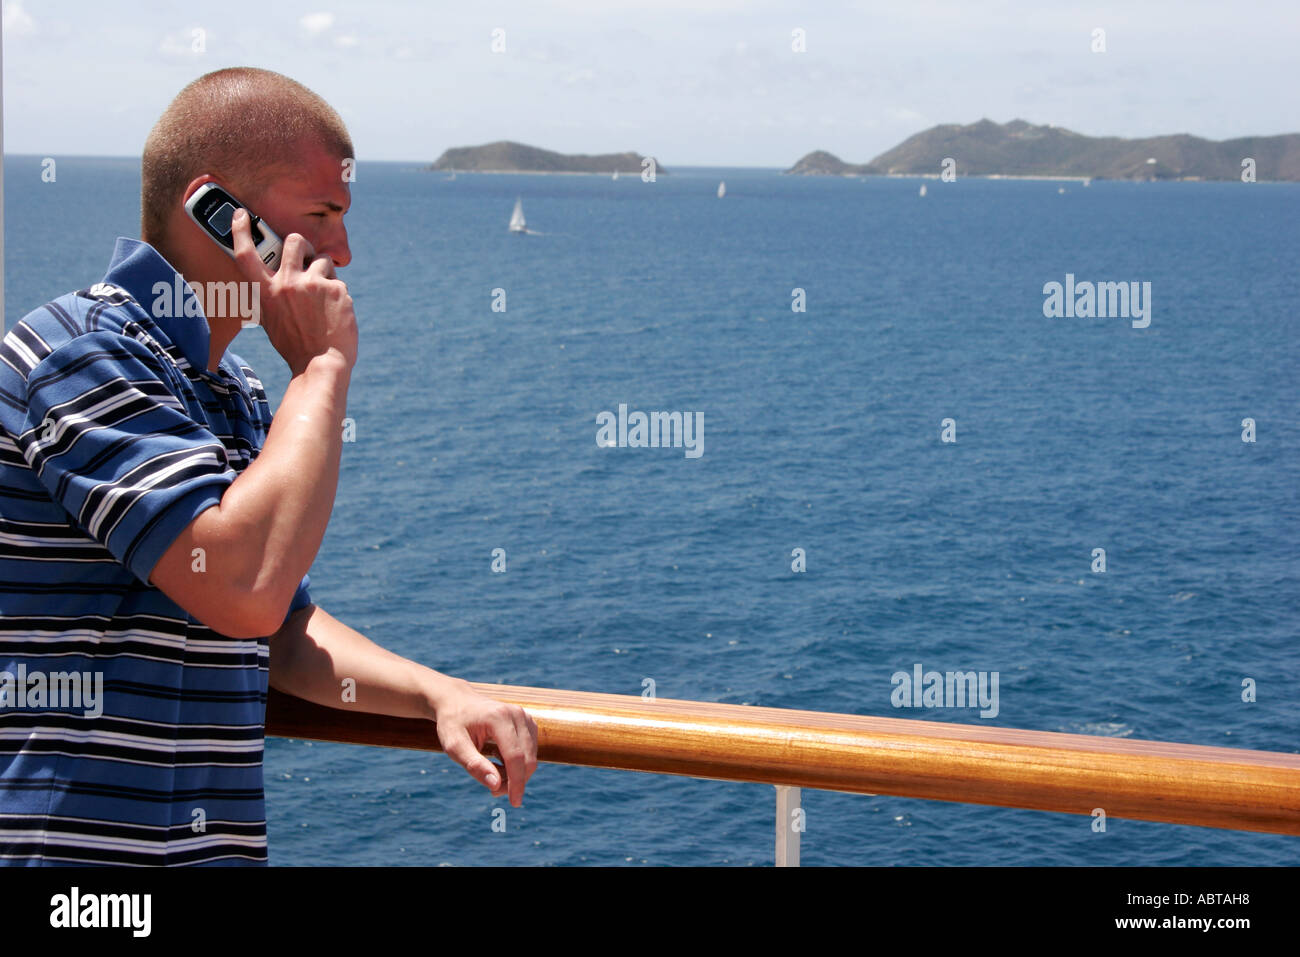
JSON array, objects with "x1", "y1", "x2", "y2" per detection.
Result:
[
  {"x1": 612, "y1": 170, "x2": 619, "y2": 181},
  {"x1": 717, "y1": 181, "x2": 726, "y2": 198},
  {"x1": 509, "y1": 197, "x2": 527, "y2": 234},
  {"x1": 919, "y1": 183, "x2": 927, "y2": 197}
]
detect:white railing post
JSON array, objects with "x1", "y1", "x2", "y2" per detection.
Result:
[{"x1": 774, "y1": 785, "x2": 801, "y2": 866}]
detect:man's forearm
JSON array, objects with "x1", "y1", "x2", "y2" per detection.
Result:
[
  {"x1": 149, "y1": 352, "x2": 351, "y2": 637},
  {"x1": 269, "y1": 604, "x2": 540, "y2": 805},
  {"x1": 269, "y1": 603, "x2": 453, "y2": 721},
  {"x1": 218, "y1": 353, "x2": 351, "y2": 620}
]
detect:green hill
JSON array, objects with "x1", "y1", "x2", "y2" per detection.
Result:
[
  {"x1": 430, "y1": 141, "x2": 665, "y2": 174},
  {"x1": 787, "y1": 119, "x2": 1300, "y2": 181}
]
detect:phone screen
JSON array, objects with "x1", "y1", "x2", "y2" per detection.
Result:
[
  {"x1": 185, "y1": 182, "x2": 282, "y2": 269},
  {"x1": 208, "y1": 201, "x2": 236, "y2": 237}
]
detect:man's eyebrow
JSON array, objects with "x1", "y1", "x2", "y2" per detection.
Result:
[{"x1": 310, "y1": 199, "x2": 348, "y2": 212}]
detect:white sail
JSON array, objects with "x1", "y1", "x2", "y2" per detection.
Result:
[
  {"x1": 919, "y1": 183, "x2": 927, "y2": 197},
  {"x1": 717, "y1": 181, "x2": 726, "y2": 198},
  {"x1": 612, "y1": 170, "x2": 619, "y2": 181},
  {"x1": 509, "y1": 198, "x2": 526, "y2": 233}
]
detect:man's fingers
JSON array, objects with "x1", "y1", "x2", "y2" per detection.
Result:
[
  {"x1": 492, "y1": 711, "x2": 531, "y2": 807},
  {"x1": 439, "y1": 699, "x2": 539, "y2": 805},
  {"x1": 441, "y1": 726, "x2": 504, "y2": 792},
  {"x1": 305, "y1": 255, "x2": 336, "y2": 280},
  {"x1": 280, "y1": 233, "x2": 314, "y2": 276},
  {"x1": 514, "y1": 710, "x2": 539, "y2": 784},
  {"x1": 487, "y1": 761, "x2": 509, "y2": 798},
  {"x1": 229, "y1": 208, "x2": 270, "y2": 282}
]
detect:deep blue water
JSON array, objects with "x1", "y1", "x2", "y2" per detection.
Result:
[{"x1": 4, "y1": 156, "x2": 1297, "y2": 865}]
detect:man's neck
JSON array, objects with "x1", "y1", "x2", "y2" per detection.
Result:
[
  {"x1": 207, "y1": 317, "x2": 241, "y2": 373},
  {"x1": 149, "y1": 238, "x2": 243, "y2": 374}
]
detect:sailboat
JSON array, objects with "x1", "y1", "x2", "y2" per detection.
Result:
[
  {"x1": 919, "y1": 183, "x2": 927, "y2": 197},
  {"x1": 612, "y1": 170, "x2": 619, "y2": 181},
  {"x1": 509, "y1": 197, "x2": 527, "y2": 234},
  {"x1": 717, "y1": 181, "x2": 726, "y2": 199}
]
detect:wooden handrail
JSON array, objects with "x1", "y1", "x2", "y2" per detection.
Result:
[{"x1": 266, "y1": 685, "x2": 1300, "y2": 835}]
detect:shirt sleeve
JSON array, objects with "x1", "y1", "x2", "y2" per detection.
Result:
[
  {"x1": 286, "y1": 574, "x2": 313, "y2": 621},
  {"x1": 21, "y1": 330, "x2": 237, "y2": 586}
]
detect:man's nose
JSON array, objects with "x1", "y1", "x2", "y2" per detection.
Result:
[{"x1": 320, "y1": 224, "x2": 351, "y2": 268}]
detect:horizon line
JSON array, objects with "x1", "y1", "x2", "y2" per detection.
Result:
[{"x1": 0, "y1": 151, "x2": 790, "y2": 169}]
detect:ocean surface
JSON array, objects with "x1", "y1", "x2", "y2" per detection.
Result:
[{"x1": 4, "y1": 156, "x2": 1297, "y2": 866}]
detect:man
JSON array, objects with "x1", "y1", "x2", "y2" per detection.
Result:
[{"x1": 0, "y1": 67, "x2": 537, "y2": 865}]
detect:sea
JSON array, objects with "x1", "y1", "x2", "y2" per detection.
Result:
[{"x1": 4, "y1": 156, "x2": 1297, "y2": 866}]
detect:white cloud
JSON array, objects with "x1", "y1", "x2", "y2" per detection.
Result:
[
  {"x1": 3, "y1": 0, "x2": 35, "y2": 35},
  {"x1": 300, "y1": 12, "x2": 335, "y2": 35},
  {"x1": 334, "y1": 34, "x2": 358, "y2": 48}
]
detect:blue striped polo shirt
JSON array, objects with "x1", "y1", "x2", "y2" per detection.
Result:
[{"x1": 0, "y1": 237, "x2": 312, "y2": 865}]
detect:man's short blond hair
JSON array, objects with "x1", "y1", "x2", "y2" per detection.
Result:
[{"x1": 141, "y1": 67, "x2": 353, "y2": 248}]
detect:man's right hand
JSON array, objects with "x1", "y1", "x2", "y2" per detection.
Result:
[{"x1": 230, "y1": 207, "x2": 358, "y2": 376}]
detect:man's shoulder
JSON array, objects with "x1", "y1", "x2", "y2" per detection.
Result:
[
  {"x1": 5, "y1": 285, "x2": 117, "y2": 354},
  {"x1": 1, "y1": 283, "x2": 179, "y2": 382},
  {"x1": 0, "y1": 285, "x2": 189, "y2": 443}
]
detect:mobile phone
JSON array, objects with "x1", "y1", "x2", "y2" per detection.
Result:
[{"x1": 184, "y1": 182, "x2": 283, "y2": 272}]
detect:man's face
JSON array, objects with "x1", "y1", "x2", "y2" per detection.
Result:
[{"x1": 240, "y1": 140, "x2": 352, "y2": 270}]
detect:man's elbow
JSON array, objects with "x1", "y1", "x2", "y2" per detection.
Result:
[
  {"x1": 211, "y1": 588, "x2": 293, "y2": 638},
  {"x1": 156, "y1": 582, "x2": 291, "y2": 638},
  {"x1": 150, "y1": 512, "x2": 302, "y2": 639},
  {"x1": 150, "y1": 531, "x2": 298, "y2": 637},
  {"x1": 202, "y1": 564, "x2": 301, "y2": 636}
]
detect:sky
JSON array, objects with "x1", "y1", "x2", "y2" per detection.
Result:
[{"x1": 2, "y1": 0, "x2": 1297, "y2": 167}]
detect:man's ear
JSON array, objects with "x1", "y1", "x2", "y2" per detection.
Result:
[{"x1": 181, "y1": 173, "x2": 222, "y2": 206}]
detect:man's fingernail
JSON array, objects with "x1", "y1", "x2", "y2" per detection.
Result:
[{"x1": 486, "y1": 774, "x2": 499, "y2": 788}]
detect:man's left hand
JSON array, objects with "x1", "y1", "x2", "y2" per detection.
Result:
[{"x1": 433, "y1": 680, "x2": 539, "y2": 807}]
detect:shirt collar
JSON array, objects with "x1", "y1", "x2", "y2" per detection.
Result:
[{"x1": 102, "y1": 237, "x2": 214, "y2": 375}]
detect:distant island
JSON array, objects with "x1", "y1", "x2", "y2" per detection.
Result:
[
  {"x1": 787, "y1": 119, "x2": 1300, "y2": 182},
  {"x1": 429, "y1": 141, "x2": 665, "y2": 174}
]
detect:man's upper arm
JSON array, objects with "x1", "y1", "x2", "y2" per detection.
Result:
[{"x1": 140, "y1": 362, "x2": 315, "y2": 634}]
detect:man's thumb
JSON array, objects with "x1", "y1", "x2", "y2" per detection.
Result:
[{"x1": 442, "y1": 728, "x2": 500, "y2": 789}]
